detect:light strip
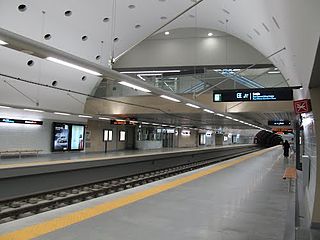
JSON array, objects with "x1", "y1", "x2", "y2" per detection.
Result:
[
  {"x1": 203, "y1": 109, "x2": 214, "y2": 114},
  {"x1": 46, "y1": 57, "x2": 102, "y2": 76},
  {"x1": 0, "y1": 106, "x2": 11, "y2": 109},
  {"x1": 215, "y1": 113, "x2": 225, "y2": 117},
  {"x1": 78, "y1": 115, "x2": 92, "y2": 118},
  {"x1": 225, "y1": 116, "x2": 233, "y2": 120},
  {"x1": 54, "y1": 112, "x2": 71, "y2": 116},
  {"x1": 268, "y1": 71, "x2": 281, "y2": 74},
  {"x1": 24, "y1": 109, "x2": 44, "y2": 113},
  {"x1": 160, "y1": 95, "x2": 181, "y2": 103},
  {"x1": 0, "y1": 40, "x2": 8, "y2": 45},
  {"x1": 99, "y1": 117, "x2": 111, "y2": 120},
  {"x1": 120, "y1": 70, "x2": 181, "y2": 74},
  {"x1": 185, "y1": 103, "x2": 200, "y2": 109},
  {"x1": 152, "y1": 123, "x2": 160, "y2": 126},
  {"x1": 118, "y1": 81, "x2": 151, "y2": 93},
  {"x1": 141, "y1": 122, "x2": 150, "y2": 125}
]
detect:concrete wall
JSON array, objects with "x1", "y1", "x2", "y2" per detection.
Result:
[
  {"x1": 85, "y1": 120, "x2": 136, "y2": 153},
  {"x1": 177, "y1": 129, "x2": 198, "y2": 148}
]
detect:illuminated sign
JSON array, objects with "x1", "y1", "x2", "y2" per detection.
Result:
[
  {"x1": 213, "y1": 88, "x2": 293, "y2": 102},
  {"x1": 268, "y1": 120, "x2": 291, "y2": 126},
  {"x1": 111, "y1": 119, "x2": 137, "y2": 125},
  {"x1": 181, "y1": 130, "x2": 191, "y2": 136},
  {"x1": 0, "y1": 118, "x2": 43, "y2": 125},
  {"x1": 272, "y1": 128, "x2": 293, "y2": 134}
]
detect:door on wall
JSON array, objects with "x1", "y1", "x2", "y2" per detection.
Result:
[
  {"x1": 199, "y1": 134, "x2": 206, "y2": 145},
  {"x1": 163, "y1": 132, "x2": 174, "y2": 148},
  {"x1": 125, "y1": 127, "x2": 135, "y2": 150}
]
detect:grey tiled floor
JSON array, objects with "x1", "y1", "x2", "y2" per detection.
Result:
[{"x1": 0, "y1": 147, "x2": 295, "y2": 240}]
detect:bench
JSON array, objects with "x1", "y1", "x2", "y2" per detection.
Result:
[
  {"x1": 283, "y1": 167, "x2": 297, "y2": 192},
  {"x1": 0, "y1": 149, "x2": 43, "y2": 159}
]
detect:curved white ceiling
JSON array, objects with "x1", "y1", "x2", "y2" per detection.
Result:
[{"x1": 0, "y1": 0, "x2": 318, "y2": 112}]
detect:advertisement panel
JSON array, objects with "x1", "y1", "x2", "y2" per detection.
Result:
[
  {"x1": 53, "y1": 123, "x2": 69, "y2": 151},
  {"x1": 71, "y1": 125, "x2": 85, "y2": 150}
]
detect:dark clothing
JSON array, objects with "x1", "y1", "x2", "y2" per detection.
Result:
[{"x1": 283, "y1": 142, "x2": 290, "y2": 157}]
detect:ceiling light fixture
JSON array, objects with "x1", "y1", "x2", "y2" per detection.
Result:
[
  {"x1": 99, "y1": 117, "x2": 111, "y2": 120},
  {"x1": 165, "y1": 31, "x2": 170, "y2": 35},
  {"x1": 78, "y1": 115, "x2": 92, "y2": 118},
  {"x1": 185, "y1": 103, "x2": 201, "y2": 109},
  {"x1": 203, "y1": 109, "x2": 214, "y2": 114},
  {"x1": 0, "y1": 106, "x2": 11, "y2": 109},
  {"x1": 118, "y1": 81, "x2": 151, "y2": 93},
  {"x1": 120, "y1": 70, "x2": 181, "y2": 74},
  {"x1": 0, "y1": 40, "x2": 8, "y2": 45},
  {"x1": 141, "y1": 122, "x2": 150, "y2": 125},
  {"x1": 23, "y1": 109, "x2": 44, "y2": 113},
  {"x1": 268, "y1": 71, "x2": 281, "y2": 74},
  {"x1": 215, "y1": 113, "x2": 225, "y2": 117},
  {"x1": 160, "y1": 95, "x2": 181, "y2": 102},
  {"x1": 208, "y1": 33, "x2": 213, "y2": 37},
  {"x1": 54, "y1": 112, "x2": 71, "y2": 116},
  {"x1": 46, "y1": 57, "x2": 102, "y2": 76}
]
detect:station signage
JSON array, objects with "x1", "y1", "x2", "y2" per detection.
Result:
[
  {"x1": 272, "y1": 128, "x2": 293, "y2": 134},
  {"x1": 111, "y1": 119, "x2": 137, "y2": 125},
  {"x1": 293, "y1": 99, "x2": 312, "y2": 114},
  {"x1": 213, "y1": 88, "x2": 293, "y2": 102},
  {"x1": 0, "y1": 118, "x2": 43, "y2": 125},
  {"x1": 268, "y1": 120, "x2": 291, "y2": 126}
]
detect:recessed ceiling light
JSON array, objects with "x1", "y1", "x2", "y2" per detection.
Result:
[
  {"x1": 0, "y1": 40, "x2": 8, "y2": 45},
  {"x1": 103, "y1": 17, "x2": 110, "y2": 22},
  {"x1": 203, "y1": 109, "x2": 214, "y2": 114},
  {"x1": 160, "y1": 16, "x2": 167, "y2": 20},
  {"x1": 46, "y1": 57, "x2": 102, "y2": 76},
  {"x1": 135, "y1": 24, "x2": 141, "y2": 29},
  {"x1": 99, "y1": 117, "x2": 111, "y2": 120},
  {"x1": 208, "y1": 32, "x2": 213, "y2": 37},
  {"x1": 128, "y1": 5, "x2": 135, "y2": 9},
  {"x1": 24, "y1": 109, "x2": 44, "y2": 113},
  {"x1": 54, "y1": 112, "x2": 71, "y2": 116},
  {"x1": 0, "y1": 106, "x2": 11, "y2": 109},
  {"x1": 160, "y1": 95, "x2": 181, "y2": 102},
  {"x1": 185, "y1": 103, "x2": 200, "y2": 109},
  {"x1": 165, "y1": 31, "x2": 170, "y2": 35},
  {"x1": 118, "y1": 81, "x2": 151, "y2": 93},
  {"x1": 82, "y1": 35, "x2": 88, "y2": 41},
  {"x1": 78, "y1": 115, "x2": 92, "y2": 118},
  {"x1": 113, "y1": 37, "x2": 119, "y2": 42}
]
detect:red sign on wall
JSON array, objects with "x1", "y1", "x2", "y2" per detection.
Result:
[{"x1": 293, "y1": 99, "x2": 312, "y2": 114}]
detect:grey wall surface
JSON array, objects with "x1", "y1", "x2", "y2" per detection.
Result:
[
  {"x1": 305, "y1": 88, "x2": 320, "y2": 226},
  {"x1": 0, "y1": 119, "x2": 53, "y2": 153},
  {"x1": 114, "y1": 35, "x2": 270, "y2": 68}
]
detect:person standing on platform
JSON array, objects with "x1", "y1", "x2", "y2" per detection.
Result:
[{"x1": 283, "y1": 140, "x2": 290, "y2": 159}]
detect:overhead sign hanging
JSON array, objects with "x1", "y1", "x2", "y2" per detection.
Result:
[
  {"x1": 293, "y1": 99, "x2": 312, "y2": 114},
  {"x1": 0, "y1": 118, "x2": 43, "y2": 125},
  {"x1": 268, "y1": 120, "x2": 291, "y2": 126},
  {"x1": 213, "y1": 88, "x2": 293, "y2": 102}
]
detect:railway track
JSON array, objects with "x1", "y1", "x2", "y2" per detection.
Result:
[{"x1": 0, "y1": 148, "x2": 258, "y2": 223}]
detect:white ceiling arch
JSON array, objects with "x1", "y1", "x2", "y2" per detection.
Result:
[{"x1": 0, "y1": 0, "x2": 318, "y2": 113}]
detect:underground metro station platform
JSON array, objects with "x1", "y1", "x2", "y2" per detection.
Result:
[{"x1": 0, "y1": 1, "x2": 320, "y2": 239}]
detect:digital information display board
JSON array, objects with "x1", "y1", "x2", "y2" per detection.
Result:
[
  {"x1": 268, "y1": 120, "x2": 291, "y2": 126},
  {"x1": 0, "y1": 118, "x2": 43, "y2": 125},
  {"x1": 213, "y1": 88, "x2": 293, "y2": 102}
]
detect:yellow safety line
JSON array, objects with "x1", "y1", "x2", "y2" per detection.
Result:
[{"x1": 0, "y1": 147, "x2": 277, "y2": 240}]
